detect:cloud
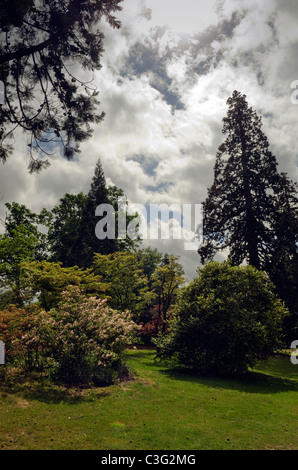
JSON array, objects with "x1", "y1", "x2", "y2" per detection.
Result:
[{"x1": 1, "y1": 0, "x2": 298, "y2": 281}]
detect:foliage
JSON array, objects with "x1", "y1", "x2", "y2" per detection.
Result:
[
  {"x1": 46, "y1": 160, "x2": 141, "y2": 268},
  {"x1": 76, "y1": 159, "x2": 114, "y2": 267},
  {"x1": 155, "y1": 261, "x2": 289, "y2": 376},
  {"x1": 265, "y1": 172, "x2": 298, "y2": 342},
  {"x1": 107, "y1": 185, "x2": 142, "y2": 253},
  {"x1": 93, "y1": 252, "x2": 151, "y2": 321},
  {"x1": 137, "y1": 255, "x2": 185, "y2": 344},
  {"x1": 3, "y1": 202, "x2": 48, "y2": 252},
  {"x1": 46, "y1": 192, "x2": 87, "y2": 267},
  {"x1": 146, "y1": 254, "x2": 185, "y2": 335},
  {"x1": 20, "y1": 260, "x2": 110, "y2": 310},
  {"x1": 0, "y1": 0, "x2": 123, "y2": 171},
  {"x1": 137, "y1": 247, "x2": 163, "y2": 287},
  {"x1": 17, "y1": 285, "x2": 138, "y2": 384},
  {"x1": 0, "y1": 304, "x2": 39, "y2": 365},
  {"x1": 198, "y1": 90, "x2": 296, "y2": 271},
  {"x1": 198, "y1": 90, "x2": 298, "y2": 341},
  {"x1": 0, "y1": 202, "x2": 48, "y2": 305}
]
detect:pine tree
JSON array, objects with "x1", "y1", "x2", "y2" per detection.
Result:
[
  {"x1": 0, "y1": 0, "x2": 123, "y2": 171},
  {"x1": 76, "y1": 159, "x2": 116, "y2": 267},
  {"x1": 198, "y1": 90, "x2": 284, "y2": 270}
]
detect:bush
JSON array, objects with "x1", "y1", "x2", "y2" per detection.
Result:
[
  {"x1": 155, "y1": 262, "x2": 289, "y2": 376},
  {"x1": 18, "y1": 286, "x2": 138, "y2": 384},
  {"x1": 0, "y1": 305, "x2": 41, "y2": 367}
]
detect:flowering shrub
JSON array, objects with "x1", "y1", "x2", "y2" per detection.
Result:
[
  {"x1": 18, "y1": 286, "x2": 138, "y2": 384},
  {"x1": 0, "y1": 305, "x2": 40, "y2": 367}
]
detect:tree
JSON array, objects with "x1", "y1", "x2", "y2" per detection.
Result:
[
  {"x1": 0, "y1": 202, "x2": 48, "y2": 305},
  {"x1": 44, "y1": 159, "x2": 141, "y2": 268},
  {"x1": 2, "y1": 201, "x2": 48, "y2": 257},
  {"x1": 93, "y1": 252, "x2": 150, "y2": 320},
  {"x1": 266, "y1": 173, "x2": 298, "y2": 341},
  {"x1": 72, "y1": 159, "x2": 140, "y2": 267},
  {"x1": 14, "y1": 285, "x2": 138, "y2": 383},
  {"x1": 76, "y1": 158, "x2": 115, "y2": 267},
  {"x1": 20, "y1": 259, "x2": 110, "y2": 310},
  {"x1": 150, "y1": 255, "x2": 185, "y2": 335},
  {"x1": 137, "y1": 247, "x2": 163, "y2": 287},
  {"x1": 46, "y1": 192, "x2": 87, "y2": 267},
  {"x1": 0, "y1": 225, "x2": 40, "y2": 306},
  {"x1": 155, "y1": 261, "x2": 289, "y2": 376},
  {"x1": 107, "y1": 185, "x2": 142, "y2": 252},
  {"x1": 0, "y1": 0, "x2": 123, "y2": 171},
  {"x1": 198, "y1": 90, "x2": 298, "y2": 340},
  {"x1": 198, "y1": 90, "x2": 286, "y2": 270}
]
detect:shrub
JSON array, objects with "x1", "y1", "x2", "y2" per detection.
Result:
[
  {"x1": 155, "y1": 262, "x2": 289, "y2": 376},
  {"x1": 0, "y1": 305, "x2": 41, "y2": 367},
  {"x1": 18, "y1": 286, "x2": 138, "y2": 384}
]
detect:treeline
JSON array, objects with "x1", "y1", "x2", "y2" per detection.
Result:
[
  {"x1": 0, "y1": 90, "x2": 297, "y2": 384},
  {"x1": 0, "y1": 159, "x2": 185, "y2": 384}
]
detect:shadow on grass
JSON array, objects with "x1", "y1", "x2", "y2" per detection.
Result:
[
  {"x1": 127, "y1": 350, "x2": 298, "y2": 394},
  {"x1": 156, "y1": 362, "x2": 298, "y2": 394},
  {"x1": 0, "y1": 368, "x2": 111, "y2": 404}
]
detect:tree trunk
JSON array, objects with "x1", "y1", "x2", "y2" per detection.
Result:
[{"x1": 238, "y1": 116, "x2": 261, "y2": 270}]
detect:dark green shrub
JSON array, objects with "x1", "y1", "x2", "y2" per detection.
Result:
[{"x1": 155, "y1": 262, "x2": 289, "y2": 376}]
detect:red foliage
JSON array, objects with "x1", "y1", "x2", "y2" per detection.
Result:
[
  {"x1": 138, "y1": 304, "x2": 173, "y2": 342},
  {"x1": 0, "y1": 305, "x2": 39, "y2": 362}
]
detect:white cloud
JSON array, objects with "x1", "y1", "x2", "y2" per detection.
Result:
[
  {"x1": 1, "y1": 0, "x2": 298, "y2": 280},
  {"x1": 146, "y1": 0, "x2": 220, "y2": 34}
]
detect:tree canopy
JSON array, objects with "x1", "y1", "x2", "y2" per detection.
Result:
[
  {"x1": 198, "y1": 90, "x2": 298, "y2": 340},
  {"x1": 0, "y1": 0, "x2": 123, "y2": 171},
  {"x1": 155, "y1": 262, "x2": 288, "y2": 375},
  {"x1": 198, "y1": 90, "x2": 297, "y2": 271}
]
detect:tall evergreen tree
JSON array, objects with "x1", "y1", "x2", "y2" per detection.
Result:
[
  {"x1": 198, "y1": 90, "x2": 287, "y2": 270},
  {"x1": 198, "y1": 90, "x2": 298, "y2": 340},
  {"x1": 74, "y1": 159, "x2": 115, "y2": 267},
  {"x1": 46, "y1": 159, "x2": 141, "y2": 268}
]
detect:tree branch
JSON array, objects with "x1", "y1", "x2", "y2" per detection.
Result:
[{"x1": 0, "y1": 38, "x2": 52, "y2": 65}]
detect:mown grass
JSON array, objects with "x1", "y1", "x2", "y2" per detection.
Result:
[{"x1": 0, "y1": 349, "x2": 298, "y2": 450}]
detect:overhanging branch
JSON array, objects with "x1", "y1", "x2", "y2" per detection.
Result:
[{"x1": 0, "y1": 38, "x2": 52, "y2": 65}]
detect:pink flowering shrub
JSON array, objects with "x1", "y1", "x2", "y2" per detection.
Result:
[{"x1": 18, "y1": 286, "x2": 138, "y2": 384}]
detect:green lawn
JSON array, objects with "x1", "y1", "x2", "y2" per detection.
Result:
[{"x1": 0, "y1": 349, "x2": 298, "y2": 450}]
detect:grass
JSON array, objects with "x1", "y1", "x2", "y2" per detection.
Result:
[{"x1": 0, "y1": 349, "x2": 298, "y2": 450}]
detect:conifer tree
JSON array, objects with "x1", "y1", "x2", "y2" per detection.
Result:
[
  {"x1": 199, "y1": 90, "x2": 286, "y2": 270},
  {"x1": 75, "y1": 159, "x2": 115, "y2": 267},
  {"x1": 198, "y1": 90, "x2": 298, "y2": 339},
  {"x1": 0, "y1": 0, "x2": 123, "y2": 171},
  {"x1": 46, "y1": 159, "x2": 141, "y2": 268}
]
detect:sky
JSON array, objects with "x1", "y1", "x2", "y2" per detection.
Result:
[{"x1": 1, "y1": 0, "x2": 298, "y2": 280}]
